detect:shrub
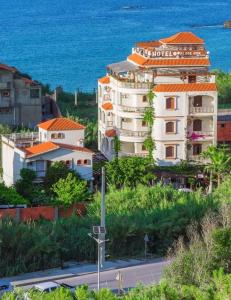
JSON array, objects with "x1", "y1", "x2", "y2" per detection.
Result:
[
  {"x1": 0, "y1": 183, "x2": 28, "y2": 205},
  {"x1": 52, "y1": 173, "x2": 89, "y2": 206}
]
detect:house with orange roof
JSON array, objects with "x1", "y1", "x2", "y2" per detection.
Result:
[
  {"x1": 1, "y1": 117, "x2": 93, "y2": 186},
  {"x1": 98, "y1": 32, "x2": 218, "y2": 164}
]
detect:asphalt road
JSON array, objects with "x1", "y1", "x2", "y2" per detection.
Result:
[{"x1": 22, "y1": 260, "x2": 169, "y2": 292}]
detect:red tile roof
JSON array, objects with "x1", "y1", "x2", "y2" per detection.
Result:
[
  {"x1": 102, "y1": 102, "x2": 113, "y2": 110},
  {"x1": 128, "y1": 53, "x2": 210, "y2": 67},
  {"x1": 98, "y1": 76, "x2": 110, "y2": 84},
  {"x1": 154, "y1": 83, "x2": 217, "y2": 93},
  {"x1": 160, "y1": 32, "x2": 204, "y2": 45},
  {"x1": 55, "y1": 143, "x2": 94, "y2": 153},
  {"x1": 24, "y1": 141, "x2": 93, "y2": 158},
  {"x1": 0, "y1": 63, "x2": 17, "y2": 72},
  {"x1": 136, "y1": 40, "x2": 162, "y2": 48},
  {"x1": 38, "y1": 118, "x2": 85, "y2": 131},
  {"x1": 105, "y1": 129, "x2": 116, "y2": 138},
  {"x1": 25, "y1": 142, "x2": 59, "y2": 157}
]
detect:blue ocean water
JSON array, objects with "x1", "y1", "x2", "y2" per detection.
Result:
[{"x1": 0, "y1": 0, "x2": 230, "y2": 91}]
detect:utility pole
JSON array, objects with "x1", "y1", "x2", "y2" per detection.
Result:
[
  {"x1": 100, "y1": 167, "x2": 106, "y2": 266},
  {"x1": 75, "y1": 89, "x2": 78, "y2": 106}
]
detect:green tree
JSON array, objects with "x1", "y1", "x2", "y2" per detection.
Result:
[
  {"x1": 44, "y1": 161, "x2": 75, "y2": 194},
  {"x1": 52, "y1": 173, "x2": 89, "y2": 206},
  {"x1": 201, "y1": 145, "x2": 231, "y2": 193},
  {"x1": 106, "y1": 156, "x2": 155, "y2": 188},
  {"x1": 0, "y1": 183, "x2": 28, "y2": 205}
]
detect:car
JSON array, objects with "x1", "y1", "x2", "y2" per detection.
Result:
[
  {"x1": 178, "y1": 188, "x2": 193, "y2": 193},
  {"x1": 59, "y1": 282, "x2": 76, "y2": 293},
  {"x1": 0, "y1": 282, "x2": 13, "y2": 297},
  {"x1": 24, "y1": 281, "x2": 60, "y2": 299}
]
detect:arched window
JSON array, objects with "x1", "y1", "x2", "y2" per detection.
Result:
[
  {"x1": 142, "y1": 95, "x2": 147, "y2": 102},
  {"x1": 165, "y1": 146, "x2": 175, "y2": 159},
  {"x1": 77, "y1": 159, "x2": 83, "y2": 165},
  {"x1": 58, "y1": 133, "x2": 65, "y2": 139},
  {"x1": 166, "y1": 121, "x2": 175, "y2": 133},
  {"x1": 166, "y1": 97, "x2": 175, "y2": 110},
  {"x1": 193, "y1": 119, "x2": 202, "y2": 131},
  {"x1": 193, "y1": 96, "x2": 202, "y2": 107},
  {"x1": 51, "y1": 133, "x2": 57, "y2": 139}
]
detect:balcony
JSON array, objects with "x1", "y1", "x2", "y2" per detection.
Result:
[
  {"x1": 187, "y1": 131, "x2": 214, "y2": 141},
  {"x1": 190, "y1": 106, "x2": 214, "y2": 114},
  {"x1": 120, "y1": 129, "x2": 149, "y2": 137},
  {"x1": 118, "y1": 105, "x2": 147, "y2": 113},
  {"x1": 119, "y1": 151, "x2": 148, "y2": 158}
]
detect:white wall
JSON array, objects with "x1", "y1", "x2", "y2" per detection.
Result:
[
  {"x1": 26, "y1": 148, "x2": 93, "y2": 180},
  {"x1": 39, "y1": 128, "x2": 85, "y2": 146}
]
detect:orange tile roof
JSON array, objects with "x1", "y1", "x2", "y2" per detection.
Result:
[
  {"x1": 24, "y1": 141, "x2": 93, "y2": 158},
  {"x1": 160, "y1": 32, "x2": 204, "y2": 44},
  {"x1": 54, "y1": 143, "x2": 94, "y2": 153},
  {"x1": 105, "y1": 129, "x2": 116, "y2": 138},
  {"x1": 136, "y1": 40, "x2": 162, "y2": 48},
  {"x1": 25, "y1": 142, "x2": 59, "y2": 157},
  {"x1": 127, "y1": 53, "x2": 147, "y2": 65},
  {"x1": 98, "y1": 76, "x2": 110, "y2": 84},
  {"x1": 128, "y1": 53, "x2": 210, "y2": 67},
  {"x1": 38, "y1": 118, "x2": 85, "y2": 131},
  {"x1": 102, "y1": 102, "x2": 113, "y2": 110},
  {"x1": 154, "y1": 83, "x2": 217, "y2": 93}
]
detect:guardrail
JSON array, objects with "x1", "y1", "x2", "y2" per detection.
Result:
[
  {"x1": 190, "y1": 106, "x2": 214, "y2": 114},
  {"x1": 120, "y1": 129, "x2": 149, "y2": 137}
]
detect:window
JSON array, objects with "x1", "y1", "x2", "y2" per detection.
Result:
[
  {"x1": 166, "y1": 121, "x2": 175, "y2": 133},
  {"x1": 165, "y1": 146, "x2": 175, "y2": 159},
  {"x1": 193, "y1": 119, "x2": 202, "y2": 131},
  {"x1": 142, "y1": 120, "x2": 147, "y2": 127},
  {"x1": 166, "y1": 97, "x2": 175, "y2": 110},
  {"x1": 77, "y1": 159, "x2": 83, "y2": 165},
  {"x1": 193, "y1": 144, "x2": 202, "y2": 155},
  {"x1": 142, "y1": 95, "x2": 147, "y2": 102},
  {"x1": 221, "y1": 123, "x2": 225, "y2": 128},
  {"x1": 65, "y1": 160, "x2": 71, "y2": 167},
  {"x1": 188, "y1": 75, "x2": 196, "y2": 83},
  {"x1": 0, "y1": 107, "x2": 12, "y2": 113},
  {"x1": 193, "y1": 96, "x2": 202, "y2": 107},
  {"x1": 84, "y1": 159, "x2": 91, "y2": 165},
  {"x1": 30, "y1": 89, "x2": 40, "y2": 98},
  {"x1": 51, "y1": 133, "x2": 65, "y2": 139},
  {"x1": 1, "y1": 90, "x2": 10, "y2": 97}
]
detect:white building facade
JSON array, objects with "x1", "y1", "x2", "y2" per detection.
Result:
[
  {"x1": 1, "y1": 118, "x2": 93, "y2": 186},
  {"x1": 98, "y1": 32, "x2": 218, "y2": 165}
]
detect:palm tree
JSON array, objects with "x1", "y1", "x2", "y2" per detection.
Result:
[{"x1": 201, "y1": 145, "x2": 231, "y2": 193}]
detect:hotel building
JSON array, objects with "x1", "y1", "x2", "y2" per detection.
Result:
[{"x1": 98, "y1": 32, "x2": 218, "y2": 165}]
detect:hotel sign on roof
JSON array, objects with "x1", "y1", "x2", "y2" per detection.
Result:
[{"x1": 150, "y1": 50, "x2": 204, "y2": 58}]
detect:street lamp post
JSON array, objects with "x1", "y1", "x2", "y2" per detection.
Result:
[{"x1": 88, "y1": 226, "x2": 108, "y2": 291}]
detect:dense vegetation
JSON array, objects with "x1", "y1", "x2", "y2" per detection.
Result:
[
  {"x1": 3, "y1": 201, "x2": 231, "y2": 298},
  {"x1": 214, "y1": 70, "x2": 231, "y2": 107},
  {"x1": 1, "y1": 172, "x2": 230, "y2": 277}
]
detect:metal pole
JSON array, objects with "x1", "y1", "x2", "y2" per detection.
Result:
[
  {"x1": 97, "y1": 241, "x2": 100, "y2": 291},
  {"x1": 100, "y1": 167, "x2": 106, "y2": 266}
]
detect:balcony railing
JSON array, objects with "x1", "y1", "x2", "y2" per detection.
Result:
[
  {"x1": 187, "y1": 131, "x2": 214, "y2": 140},
  {"x1": 120, "y1": 129, "x2": 149, "y2": 138},
  {"x1": 190, "y1": 106, "x2": 214, "y2": 114},
  {"x1": 118, "y1": 105, "x2": 147, "y2": 113},
  {"x1": 2, "y1": 132, "x2": 39, "y2": 142},
  {"x1": 119, "y1": 151, "x2": 148, "y2": 157}
]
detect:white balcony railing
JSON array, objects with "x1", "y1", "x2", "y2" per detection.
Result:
[
  {"x1": 118, "y1": 105, "x2": 147, "y2": 113},
  {"x1": 120, "y1": 129, "x2": 149, "y2": 138},
  {"x1": 190, "y1": 107, "x2": 214, "y2": 114},
  {"x1": 119, "y1": 151, "x2": 148, "y2": 157}
]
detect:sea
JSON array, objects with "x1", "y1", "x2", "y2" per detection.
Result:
[{"x1": 0, "y1": 0, "x2": 231, "y2": 92}]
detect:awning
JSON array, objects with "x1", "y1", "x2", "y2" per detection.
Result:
[{"x1": 107, "y1": 61, "x2": 139, "y2": 74}]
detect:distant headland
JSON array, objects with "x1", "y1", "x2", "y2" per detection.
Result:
[{"x1": 224, "y1": 20, "x2": 231, "y2": 28}]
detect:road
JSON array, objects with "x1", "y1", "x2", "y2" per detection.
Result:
[{"x1": 21, "y1": 260, "x2": 169, "y2": 292}]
